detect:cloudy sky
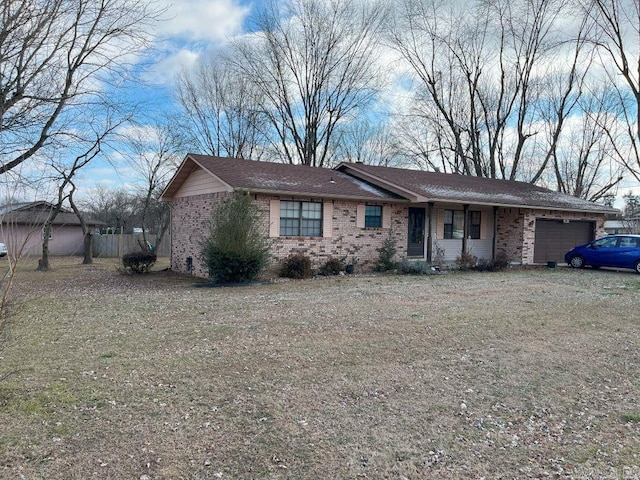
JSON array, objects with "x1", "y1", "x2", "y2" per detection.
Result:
[{"x1": 74, "y1": 0, "x2": 257, "y2": 195}]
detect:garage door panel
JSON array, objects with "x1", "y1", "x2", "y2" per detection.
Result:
[{"x1": 534, "y1": 220, "x2": 594, "y2": 263}]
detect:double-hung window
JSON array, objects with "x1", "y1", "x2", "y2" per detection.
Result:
[
  {"x1": 364, "y1": 205, "x2": 382, "y2": 228},
  {"x1": 280, "y1": 201, "x2": 322, "y2": 237},
  {"x1": 444, "y1": 210, "x2": 464, "y2": 239},
  {"x1": 469, "y1": 211, "x2": 481, "y2": 239},
  {"x1": 444, "y1": 209, "x2": 481, "y2": 239}
]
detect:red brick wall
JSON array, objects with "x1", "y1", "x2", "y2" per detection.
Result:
[
  {"x1": 169, "y1": 193, "x2": 408, "y2": 278},
  {"x1": 496, "y1": 207, "x2": 606, "y2": 264},
  {"x1": 170, "y1": 193, "x2": 608, "y2": 274},
  {"x1": 169, "y1": 192, "x2": 231, "y2": 277}
]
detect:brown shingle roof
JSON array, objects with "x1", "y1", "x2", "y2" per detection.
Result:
[
  {"x1": 162, "y1": 154, "x2": 404, "y2": 201},
  {"x1": 0, "y1": 201, "x2": 105, "y2": 226},
  {"x1": 337, "y1": 163, "x2": 617, "y2": 214}
]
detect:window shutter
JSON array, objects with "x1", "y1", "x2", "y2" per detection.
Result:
[
  {"x1": 436, "y1": 209, "x2": 444, "y2": 239},
  {"x1": 356, "y1": 204, "x2": 365, "y2": 228},
  {"x1": 322, "y1": 202, "x2": 333, "y2": 238},
  {"x1": 269, "y1": 199, "x2": 280, "y2": 237},
  {"x1": 480, "y1": 211, "x2": 488, "y2": 240},
  {"x1": 382, "y1": 205, "x2": 392, "y2": 228}
]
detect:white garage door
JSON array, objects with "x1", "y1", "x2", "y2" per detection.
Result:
[{"x1": 534, "y1": 219, "x2": 594, "y2": 263}]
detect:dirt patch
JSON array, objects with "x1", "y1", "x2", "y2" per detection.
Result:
[{"x1": 1, "y1": 258, "x2": 639, "y2": 478}]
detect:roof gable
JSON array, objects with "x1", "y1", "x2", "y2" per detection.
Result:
[{"x1": 161, "y1": 154, "x2": 403, "y2": 201}]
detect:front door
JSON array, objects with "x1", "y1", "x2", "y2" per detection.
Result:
[{"x1": 407, "y1": 207, "x2": 426, "y2": 257}]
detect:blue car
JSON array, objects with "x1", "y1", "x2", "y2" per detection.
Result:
[{"x1": 565, "y1": 234, "x2": 640, "y2": 273}]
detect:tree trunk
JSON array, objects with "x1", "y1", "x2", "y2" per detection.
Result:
[
  {"x1": 37, "y1": 224, "x2": 51, "y2": 271},
  {"x1": 82, "y1": 233, "x2": 93, "y2": 264}
]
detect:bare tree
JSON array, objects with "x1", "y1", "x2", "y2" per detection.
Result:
[
  {"x1": 124, "y1": 121, "x2": 182, "y2": 250},
  {"x1": 37, "y1": 114, "x2": 122, "y2": 271},
  {"x1": 230, "y1": 0, "x2": 388, "y2": 167},
  {"x1": 584, "y1": 0, "x2": 640, "y2": 180},
  {"x1": 176, "y1": 54, "x2": 267, "y2": 159},
  {"x1": 0, "y1": 0, "x2": 162, "y2": 175},
  {"x1": 67, "y1": 180, "x2": 93, "y2": 264},
  {"x1": 82, "y1": 187, "x2": 137, "y2": 234},
  {"x1": 390, "y1": 0, "x2": 572, "y2": 180},
  {"x1": 551, "y1": 90, "x2": 624, "y2": 201},
  {"x1": 334, "y1": 120, "x2": 402, "y2": 166}
]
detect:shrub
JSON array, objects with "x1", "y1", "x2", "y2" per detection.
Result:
[
  {"x1": 318, "y1": 257, "x2": 345, "y2": 276},
  {"x1": 280, "y1": 254, "x2": 313, "y2": 279},
  {"x1": 492, "y1": 252, "x2": 509, "y2": 271},
  {"x1": 375, "y1": 232, "x2": 398, "y2": 272},
  {"x1": 201, "y1": 191, "x2": 270, "y2": 283},
  {"x1": 474, "y1": 252, "x2": 509, "y2": 272},
  {"x1": 398, "y1": 259, "x2": 431, "y2": 275},
  {"x1": 455, "y1": 251, "x2": 477, "y2": 271},
  {"x1": 122, "y1": 250, "x2": 157, "y2": 274}
]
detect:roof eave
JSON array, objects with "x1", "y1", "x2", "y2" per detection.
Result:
[
  {"x1": 243, "y1": 187, "x2": 409, "y2": 202},
  {"x1": 414, "y1": 196, "x2": 616, "y2": 214}
]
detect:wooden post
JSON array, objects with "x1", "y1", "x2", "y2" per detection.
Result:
[
  {"x1": 462, "y1": 204, "x2": 469, "y2": 255},
  {"x1": 427, "y1": 202, "x2": 434, "y2": 263}
]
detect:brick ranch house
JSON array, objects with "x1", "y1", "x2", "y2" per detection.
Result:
[{"x1": 161, "y1": 154, "x2": 617, "y2": 278}]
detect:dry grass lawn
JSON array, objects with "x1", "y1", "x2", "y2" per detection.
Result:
[{"x1": 0, "y1": 257, "x2": 639, "y2": 479}]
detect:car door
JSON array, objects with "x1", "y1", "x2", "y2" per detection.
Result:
[
  {"x1": 614, "y1": 236, "x2": 640, "y2": 269},
  {"x1": 585, "y1": 236, "x2": 619, "y2": 267}
]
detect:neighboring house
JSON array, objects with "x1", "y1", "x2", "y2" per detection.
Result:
[
  {"x1": 161, "y1": 154, "x2": 617, "y2": 277},
  {"x1": 604, "y1": 218, "x2": 640, "y2": 235},
  {"x1": 0, "y1": 201, "x2": 104, "y2": 256}
]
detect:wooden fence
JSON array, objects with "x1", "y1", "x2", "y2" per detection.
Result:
[{"x1": 92, "y1": 233, "x2": 171, "y2": 258}]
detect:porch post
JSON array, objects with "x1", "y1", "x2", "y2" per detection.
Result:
[
  {"x1": 426, "y1": 202, "x2": 434, "y2": 263},
  {"x1": 492, "y1": 206, "x2": 498, "y2": 260},
  {"x1": 462, "y1": 204, "x2": 469, "y2": 254}
]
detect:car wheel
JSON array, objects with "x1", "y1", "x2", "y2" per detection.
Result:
[
  {"x1": 569, "y1": 255, "x2": 585, "y2": 269},
  {"x1": 635, "y1": 260, "x2": 640, "y2": 274}
]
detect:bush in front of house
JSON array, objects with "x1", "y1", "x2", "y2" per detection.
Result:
[
  {"x1": 318, "y1": 257, "x2": 345, "y2": 276},
  {"x1": 122, "y1": 250, "x2": 157, "y2": 274},
  {"x1": 473, "y1": 252, "x2": 509, "y2": 272},
  {"x1": 375, "y1": 232, "x2": 398, "y2": 272},
  {"x1": 280, "y1": 253, "x2": 313, "y2": 279},
  {"x1": 398, "y1": 259, "x2": 431, "y2": 275},
  {"x1": 455, "y1": 251, "x2": 477, "y2": 271},
  {"x1": 456, "y1": 251, "x2": 509, "y2": 272},
  {"x1": 201, "y1": 191, "x2": 270, "y2": 283}
]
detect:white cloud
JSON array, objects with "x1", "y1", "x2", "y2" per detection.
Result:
[
  {"x1": 156, "y1": 0, "x2": 250, "y2": 43},
  {"x1": 148, "y1": 48, "x2": 201, "y2": 85}
]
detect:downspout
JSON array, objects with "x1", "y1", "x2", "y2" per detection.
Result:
[{"x1": 427, "y1": 202, "x2": 434, "y2": 263}]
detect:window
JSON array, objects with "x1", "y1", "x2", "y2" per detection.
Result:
[
  {"x1": 470, "y1": 211, "x2": 481, "y2": 239},
  {"x1": 444, "y1": 210, "x2": 481, "y2": 239},
  {"x1": 364, "y1": 205, "x2": 382, "y2": 228},
  {"x1": 592, "y1": 236, "x2": 618, "y2": 248},
  {"x1": 444, "y1": 210, "x2": 464, "y2": 239},
  {"x1": 280, "y1": 200, "x2": 322, "y2": 236}
]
